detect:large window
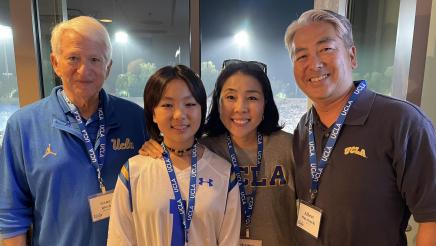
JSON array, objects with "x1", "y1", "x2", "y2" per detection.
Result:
[
  {"x1": 348, "y1": 0, "x2": 400, "y2": 95},
  {"x1": 200, "y1": 0, "x2": 313, "y2": 132},
  {"x1": 0, "y1": 0, "x2": 19, "y2": 146},
  {"x1": 37, "y1": 0, "x2": 190, "y2": 106},
  {"x1": 35, "y1": 0, "x2": 312, "y2": 131}
]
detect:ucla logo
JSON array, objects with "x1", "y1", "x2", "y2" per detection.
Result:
[
  {"x1": 344, "y1": 146, "x2": 367, "y2": 158},
  {"x1": 239, "y1": 165, "x2": 287, "y2": 187},
  {"x1": 112, "y1": 138, "x2": 134, "y2": 150}
]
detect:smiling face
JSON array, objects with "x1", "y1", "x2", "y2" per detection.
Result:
[
  {"x1": 219, "y1": 72, "x2": 265, "y2": 145},
  {"x1": 50, "y1": 30, "x2": 112, "y2": 106},
  {"x1": 153, "y1": 78, "x2": 201, "y2": 149},
  {"x1": 292, "y1": 22, "x2": 357, "y2": 107}
]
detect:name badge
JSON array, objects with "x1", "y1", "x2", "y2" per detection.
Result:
[
  {"x1": 88, "y1": 190, "x2": 114, "y2": 222},
  {"x1": 240, "y1": 239, "x2": 262, "y2": 246},
  {"x1": 296, "y1": 200, "x2": 322, "y2": 238}
]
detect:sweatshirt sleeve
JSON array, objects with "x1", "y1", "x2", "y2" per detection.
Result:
[
  {"x1": 0, "y1": 118, "x2": 33, "y2": 238},
  {"x1": 107, "y1": 163, "x2": 137, "y2": 246},
  {"x1": 217, "y1": 169, "x2": 241, "y2": 246}
]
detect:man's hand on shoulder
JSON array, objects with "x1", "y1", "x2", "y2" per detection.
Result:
[{"x1": 138, "y1": 139, "x2": 163, "y2": 159}]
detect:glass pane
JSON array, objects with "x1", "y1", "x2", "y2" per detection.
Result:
[
  {"x1": 200, "y1": 0, "x2": 313, "y2": 132},
  {"x1": 0, "y1": 0, "x2": 20, "y2": 146},
  {"x1": 37, "y1": 0, "x2": 64, "y2": 97},
  {"x1": 348, "y1": 0, "x2": 400, "y2": 95},
  {"x1": 421, "y1": 2, "x2": 436, "y2": 124},
  {"x1": 37, "y1": 0, "x2": 190, "y2": 107}
]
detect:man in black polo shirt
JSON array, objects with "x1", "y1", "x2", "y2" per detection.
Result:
[{"x1": 284, "y1": 9, "x2": 436, "y2": 245}]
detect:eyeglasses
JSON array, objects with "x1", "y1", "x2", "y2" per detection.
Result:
[{"x1": 222, "y1": 59, "x2": 267, "y2": 74}]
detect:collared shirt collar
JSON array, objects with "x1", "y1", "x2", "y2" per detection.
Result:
[
  {"x1": 56, "y1": 87, "x2": 71, "y2": 115},
  {"x1": 52, "y1": 85, "x2": 117, "y2": 126},
  {"x1": 56, "y1": 88, "x2": 100, "y2": 125},
  {"x1": 304, "y1": 80, "x2": 376, "y2": 127}
]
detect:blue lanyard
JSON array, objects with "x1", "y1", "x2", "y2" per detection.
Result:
[
  {"x1": 308, "y1": 81, "x2": 367, "y2": 203},
  {"x1": 61, "y1": 90, "x2": 107, "y2": 192},
  {"x1": 162, "y1": 142, "x2": 198, "y2": 243},
  {"x1": 226, "y1": 132, "x2": 263, "y2": 229}
]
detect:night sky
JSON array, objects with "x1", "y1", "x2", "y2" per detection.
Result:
[{"x1": 200, "y1": 0, "x2": 313, "y2": 84}]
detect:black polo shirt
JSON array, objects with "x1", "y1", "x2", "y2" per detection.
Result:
[{"x1": 293, "y1": 85, "x2": 436, "y2": 245}]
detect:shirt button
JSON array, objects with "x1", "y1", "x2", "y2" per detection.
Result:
[{"x1": 324, "y1": 133, "x2": 329, "y2": 138}]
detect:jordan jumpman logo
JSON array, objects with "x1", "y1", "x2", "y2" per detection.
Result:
[{"x1": 43, "y1": 144, "x2": 57, "y2": 158}]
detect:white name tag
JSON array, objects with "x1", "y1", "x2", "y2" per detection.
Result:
[
  {"x1": 88, "y1": 190, "x2": 113, "y2": 222},
  {"x1": 240, "y1": 239, "x2": 262, "y2": 246},
  {"x1": 296, "y1": 200, "x2": 322, "y2": 238}
]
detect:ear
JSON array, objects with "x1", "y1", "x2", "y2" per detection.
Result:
[
  {"x1": 348, "y1": 46, "x2": 358, "y2": 69},
  {"x1": 153, "y1": 111, "x2": 157, "y2": 124},
  {"x1": 218, "y1": 94, "x2": 225, "y2": 114},
  {"x1": 105, "y1": 59, "x2": 113, "y2": 79},
  {"x1": 50, "y1": 53, "x2": 61, "y2": 77}
]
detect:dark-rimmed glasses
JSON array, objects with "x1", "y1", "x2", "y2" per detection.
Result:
[{"x1": 222, "y1": 59, "x2": 267, "y2": 74}]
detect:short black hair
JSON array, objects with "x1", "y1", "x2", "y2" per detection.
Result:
[
  {"x1": 205, "y1": 62, "x2": 282, "y2": 136},
  {"x1": 143, "y1": 65, "x2": 207, "y2": 142}
]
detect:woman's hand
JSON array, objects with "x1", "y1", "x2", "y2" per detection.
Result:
[{"x1": 138, "y1": 139, "x2": 164, "y2": 159}]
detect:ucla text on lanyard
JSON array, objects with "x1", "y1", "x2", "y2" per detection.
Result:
[
  {"x1": 308, "y1": 81, "x2": 367, "y2": 204},
  {"x1": 162, "y1": 142, "x2": 198, "y2": 244},
  {"x1": 61, "y1": 90, "x2": 107, "y2": 192},
  {"x1": 226, "y1": 132, "x2": 263, "y2": 238}
]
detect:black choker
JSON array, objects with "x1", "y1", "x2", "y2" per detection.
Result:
[{"x1": 165, "y1": 145, "x2": 193, "y2": 156}]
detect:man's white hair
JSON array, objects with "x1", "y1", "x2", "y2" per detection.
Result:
[{"x1": 50, "y1": 16, "x2": 112, "y2": 65}]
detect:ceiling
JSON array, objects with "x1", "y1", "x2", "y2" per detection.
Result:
[{"x1": 36, "y1": 0, "x2": 189, "y2": 39}]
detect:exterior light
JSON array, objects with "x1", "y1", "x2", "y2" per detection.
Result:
[
  {"x1": 115, "y1": 31, "x2": 128, "y2": 44},
  {"x1": 234, "y1": 30, "x2": 249, "y2": 47},
  {"x1": 0, "y1": 25, "x2": 12, "y2": 40}
]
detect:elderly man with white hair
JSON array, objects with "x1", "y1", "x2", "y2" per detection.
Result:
[{"x1": 0, "y1": 16, "x2": 147, "y2": 245}]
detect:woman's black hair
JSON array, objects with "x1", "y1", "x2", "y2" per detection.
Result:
[
  {"x1": 143, "y1": 65, "x2": 207, "y2": 142},
  {"x1": 204, "y1": 61, "x2": 282, "y2": 137}
]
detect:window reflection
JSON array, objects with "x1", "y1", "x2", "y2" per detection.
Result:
[
  {"x1": 348, "y1": 0, "x2": 400, "y2": 95},
  {"x1": 0, "y1": 1, "x2": 20, "y2": 146}
]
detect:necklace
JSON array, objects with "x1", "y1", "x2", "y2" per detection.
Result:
[
  {"x1": 165, "y1": 146, "x2": 193, "y2": 156},
  {"x1": 164, "y1": 139, "x2": 198, "y2": 157}
]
